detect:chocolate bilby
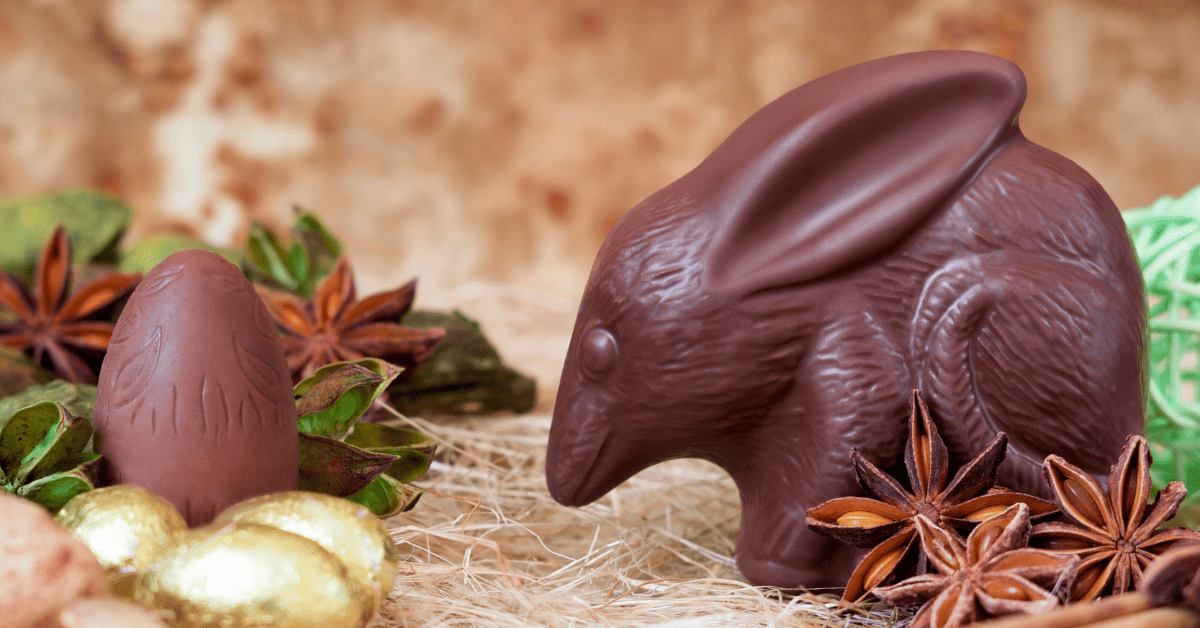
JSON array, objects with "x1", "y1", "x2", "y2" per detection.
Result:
[{"x1": 545, "y1": 50, "x2": 1145, "y2": 589}]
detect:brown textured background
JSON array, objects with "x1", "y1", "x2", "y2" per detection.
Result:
[{"x1": 2, "y1": 0, "x2": 1199, "y2": 399}]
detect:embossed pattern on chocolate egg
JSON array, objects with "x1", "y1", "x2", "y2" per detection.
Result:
[{"x1": 94, "y1": 250, "x2": 298, "y2": 526}]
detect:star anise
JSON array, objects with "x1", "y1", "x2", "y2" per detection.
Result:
[
  {"x1": 1029, "y1": 434, "x2": 1200, "y2": 602},
  {"x1": 961, "y1": 543, "x2": 1200, "y2": 628},
  {"x1": 260, "y1": 256, "x2": 445, "y2": 383},
  {"x1": 1142, "y1": 542, "x2": 1200, "y2": 614},
  {"x1": 0, "y1": 226, "x2": 140, "y2": 384},
  {"x1": 874, "y1": 504, "x2": 1079, "y2": 628},
  {"x1": 806, "y1": 390, "x2": 1057, "y2": 601}
]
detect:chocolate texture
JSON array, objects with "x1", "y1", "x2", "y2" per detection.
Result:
[
  {"x1": 545, "y1": 50, "x2": 1146, "y2": 589},
  {"x1": 94, "y1": 250, "x2": 298, "y2": 526}
]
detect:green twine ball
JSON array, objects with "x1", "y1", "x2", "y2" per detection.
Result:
[{"x1": 1125, "y1": 184, "x2": 1200, "y2": 504}]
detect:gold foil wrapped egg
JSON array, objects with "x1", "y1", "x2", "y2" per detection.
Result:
[
  {"x1": 135, "y1": 522, "x2": 373, "y2": 628},
  {"x1": 213, "y1": 491, "x2": 400, "y2": 607},
  {"x1": 56, "y1": 485, "x2": 188, "y2": 577}
]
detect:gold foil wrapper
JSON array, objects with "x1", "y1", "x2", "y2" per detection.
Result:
[
  {"x1": 213, "y1": 491, "x2": 400, "y2": 607},
  {"x1": 56, "y1": 485, "x2": 188, "y2": 576},
  {"x1": 135, "y1": 522, "x2": 372, "y2": 628}
]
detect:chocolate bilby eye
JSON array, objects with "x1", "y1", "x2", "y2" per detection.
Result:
[{"x1": 579, "y1": 327, "x2": 619, "y2": 378}]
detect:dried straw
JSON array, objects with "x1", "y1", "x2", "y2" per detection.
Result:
[{"x1": 367, "y1": 409, "x2": 908, "y2": 628}]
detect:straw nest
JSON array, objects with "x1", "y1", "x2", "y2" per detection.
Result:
[{"x1": 368, "y1": 409, "x2": 908, "y2": 628}]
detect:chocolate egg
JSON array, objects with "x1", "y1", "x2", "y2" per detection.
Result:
[{"x1": 94, "y1": 250, "x2": 298, "y2": 526}]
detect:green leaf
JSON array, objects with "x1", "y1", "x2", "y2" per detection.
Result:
[
  {"x1": 297, "y1": 432, "x2": 398, "y2": 497},
  {"x1": 295, "y1": 364, "x2": 382, "y2": 439},
  {"x1": 294, "y1": 212, "x2": 343, "y2": 261},
  {"x1": 0, "y1": 381, "x2": 97, "y2": 429},
  {"x1": 0, "y1": 401, "x2": 63, "y2": 482},
  {"x1": 0, "y1": 402, "x2": 92, "y2": 488},
  {"x1": 0, "y1": 189, "x2": 132, "y2": 283},
  {"x1": 17, "y1": 464, "x2": 98, "y2": 513},
  {"x1": 390, "y1": 310, "x2": 537, "y2": 415},
  {"x1": 119, "y1": 234, "x2": 241, "y2": 274},
  {"x1": 240, "y1": 211, "x2": 344, "y2": 298},
  {"x1": 243, "y1": 222, "x2": 300, "y2": 291},
  {"x1": 294, "y1": 359, "x2": 402, "y2": 439},
  {"x1": 287, "y1": 242, "x2": 308, "y2": 289},
  {"x1": 348, "y1": 357, "x2": 403, "y2": 388},
  {"x1": 42, "y1": 452, "x2": 102, "y2": 476},
  {"x1": 22, "y1": 408, "x2": 92, "y2": 483},
  {"x1": 292, "y1": 212, "x2": 342, "y2": 297},
  {"x1": 344, "y1": 422, "x2": 434, "y2": 483},
  {"x1": 392, "y1": 367, "x2": 537, "y2": 416},
  {"x1": 345, "y1": 473, "x2": 422, "y2": 518},
  {"x1": 344, "y1": 421, "x2": 432, "y2": 449},
  {"x1": 0, "y1": 346, "x2": 56, "y2": 398},
  {"x1": 380, "y1": 451, "x2": 431, "y2": 484}
]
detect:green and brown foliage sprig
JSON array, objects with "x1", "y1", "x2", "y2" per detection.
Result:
[
  {"x1": 0, "y1": 357, "x2": 435, "y2": 516},
  {"x1": 258, "y1": 256, "x2": 445, "y2": 385},
  {"x1": 0, "y1": 189, "x2": 526, "y2": 515},
  {"x1": 293, "y1": 358, "x2": 435, "y2": 517},
  {"x1": 0, "y1": 400, "x2": 100, "y2": 512},
  {"x1": 0, "y1": 190, "x2": 536, "y2": 416},
  {"x1": 245, "y1": 210, "x2": 536, "y2": 413}
]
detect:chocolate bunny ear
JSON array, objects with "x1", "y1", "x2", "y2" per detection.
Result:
[{"x1": 702, "y1": 50, "x2": 1026, "y2": 294}]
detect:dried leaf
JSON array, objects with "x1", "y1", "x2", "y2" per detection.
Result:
[
  {"x1": 294, "y1": 360, "x2": 398, "y2": 439},
  {"x1": 0, "y1": 402, "x2": 77, "y2": 479},
  {"x1": 346, "y1": 472, "x2": 422, "y2": 518},
  {"x1": 0, "y1": 189, "x2": 131, "y2": 284},
  {"x1": 18, "y1": 463, "x2": 97, "y2": 512},
  {"x1": 20, "y1": 408, "x2": 92, "y2": 483},
  {"x1": 344, "y1": 422, "x2": 434, "y2": 483},
  {"x1": 296, "y1": 432, "x2": 398, "y2": 497},
  {"x1": 0, "y1": 345, "x2": 56, "y2": 398},
  {"x1": 291, "y1": 357, "x2": 432, "y2": 513},
  {"x1": 118, "y1": 234, "x2": 241, "y2": 274},
  {"x1": 243, "y1": 210, "x2": 343, "y2": 299},
  {"x1": 1, "y1": 401, "x2": 99, "y2": 512},
  {"x1": 0, "y1": 380, "x2": 97, "y2": 429},
  {"x1": 244, "y1": 221, "x2": 302, "y2": 293},
  {"x1": 389, "y1": 309, "x2": 537, "y2": 415}
]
